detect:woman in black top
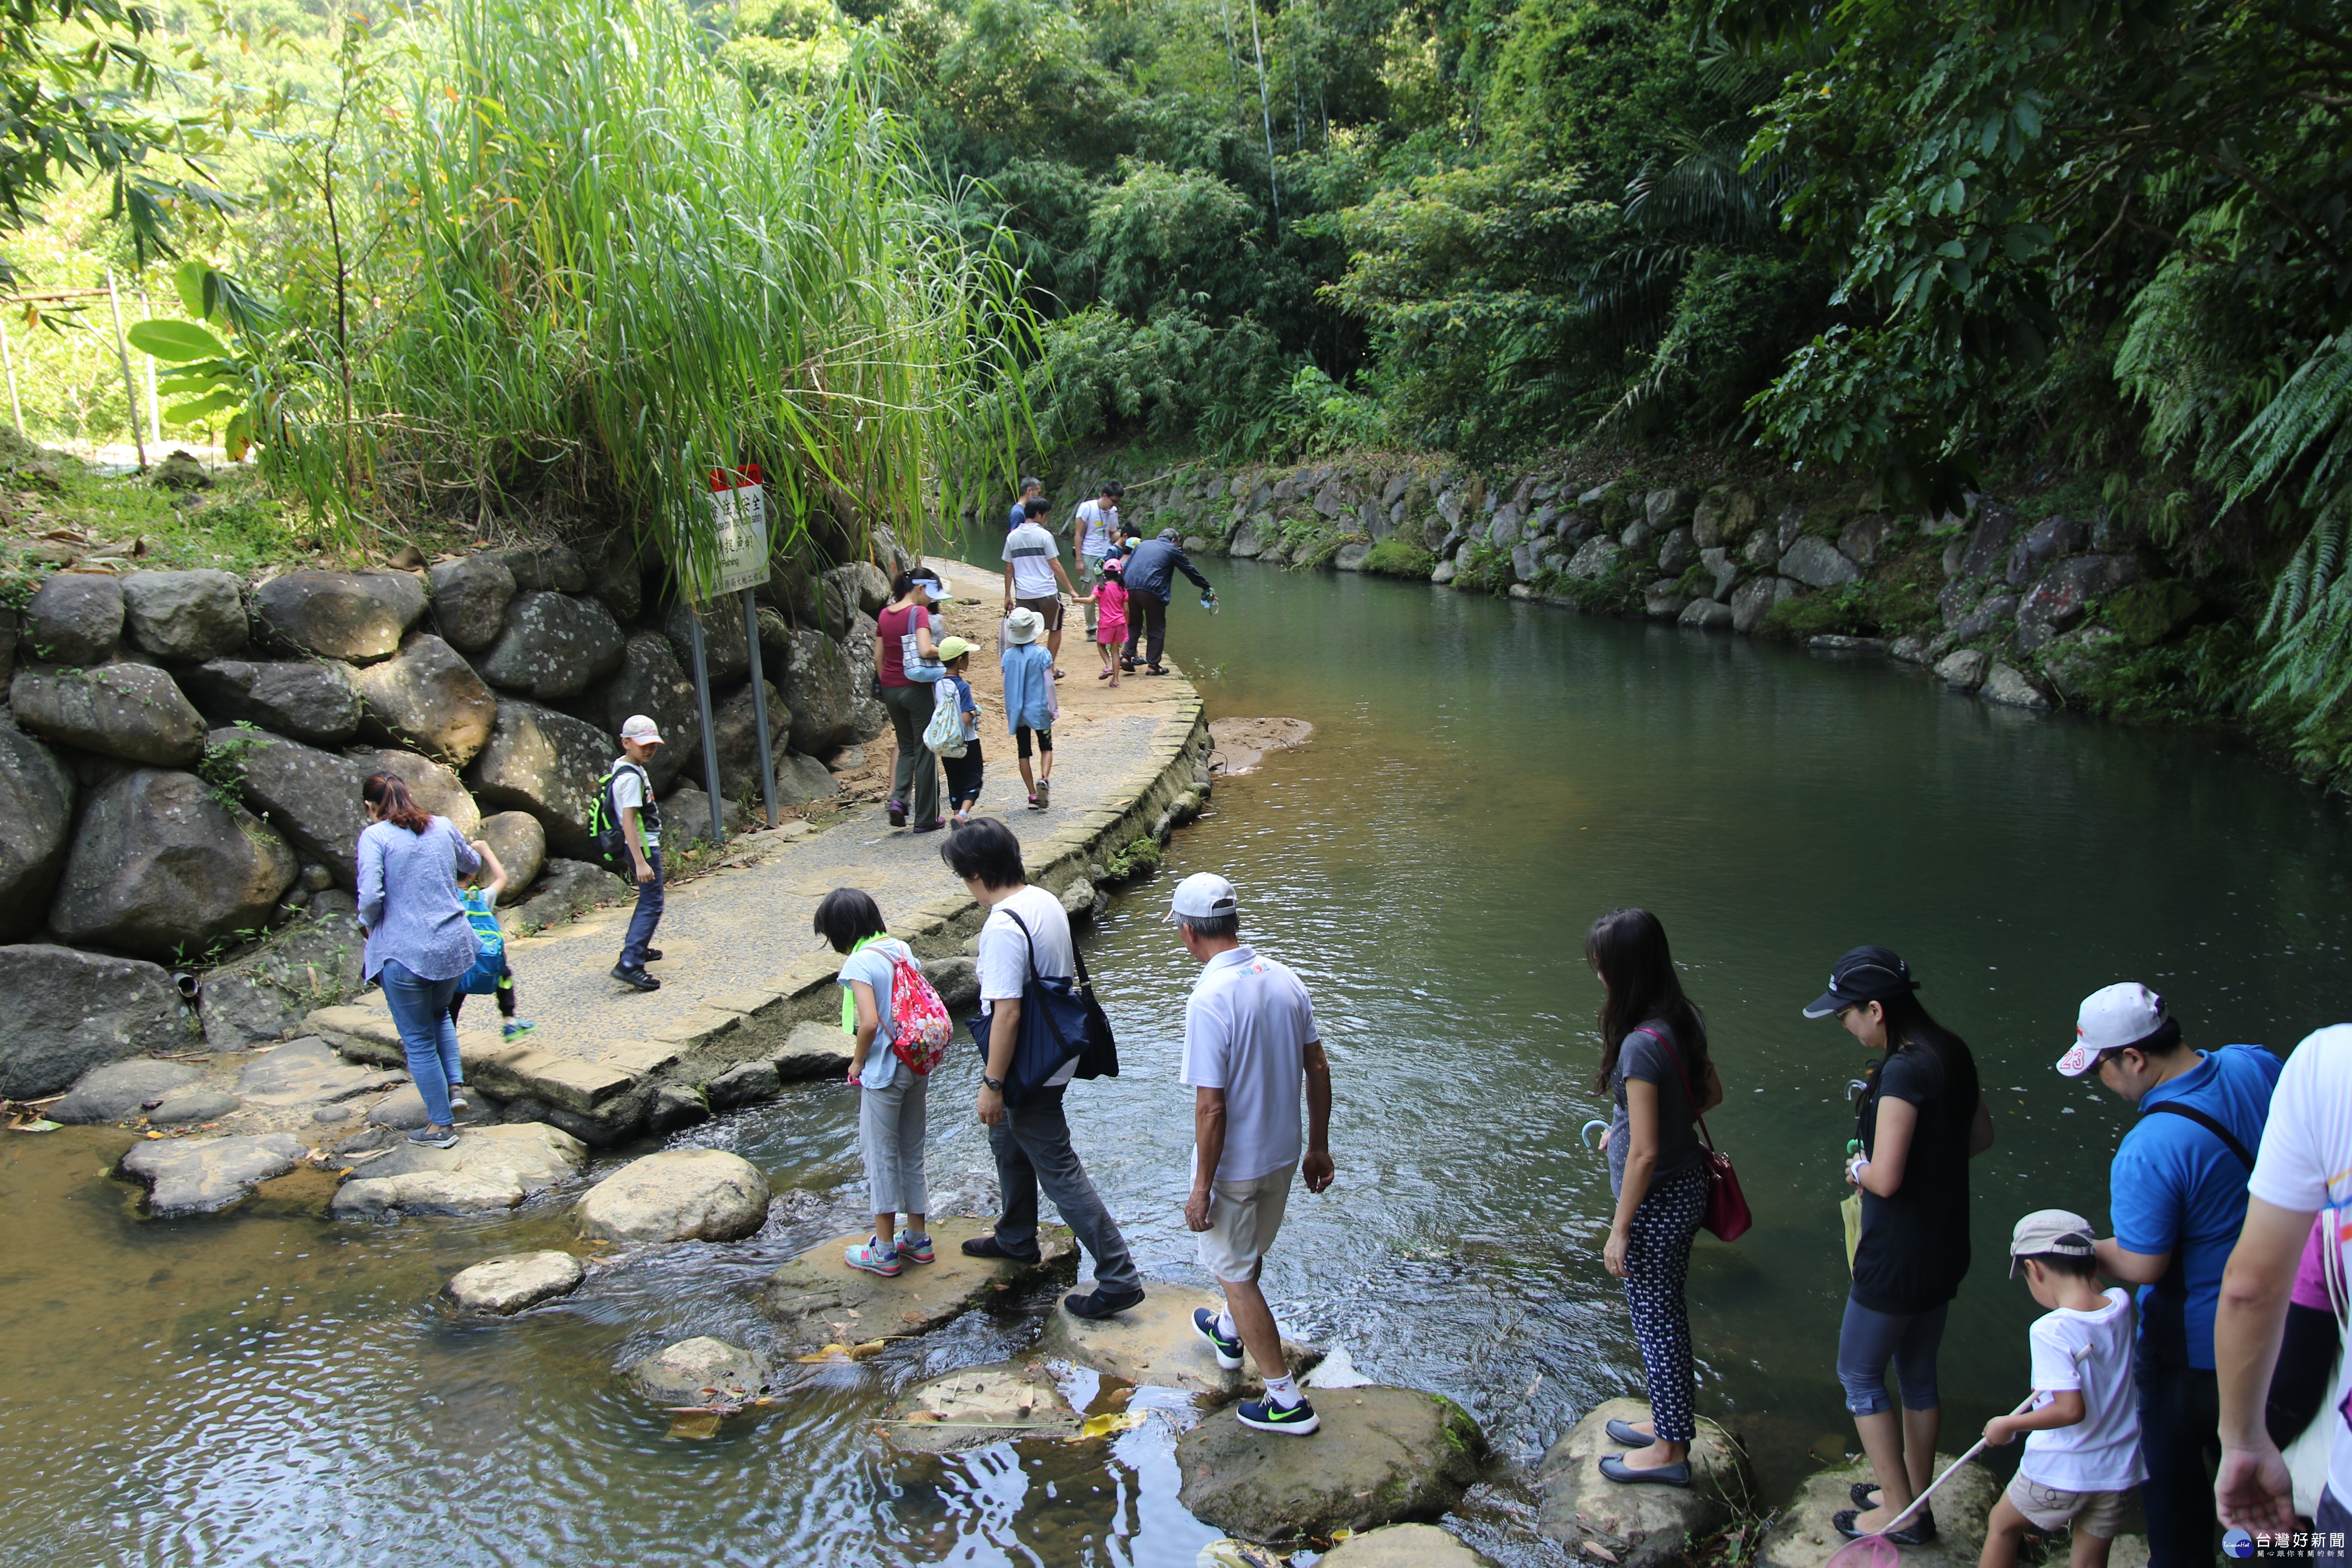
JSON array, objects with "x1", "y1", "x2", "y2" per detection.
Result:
[{"x1": 1804, "y1": 946, "x2": 1994, "y2": 1544}]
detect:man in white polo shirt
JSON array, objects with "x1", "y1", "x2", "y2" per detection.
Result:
[{"x1": 1173, "y1": 872, "x2": 1335, "y2": 1435}]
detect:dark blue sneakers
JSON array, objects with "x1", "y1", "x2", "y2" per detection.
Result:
[
  {"x1": 1192, "y1": 1307, "x2": 1244, "y2": 1370},
  {"x1": 1236, "y1": 1396, "x2": 1319, "y2": 1436}
]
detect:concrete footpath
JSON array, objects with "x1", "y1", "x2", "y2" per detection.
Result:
[{"x1": 304, "y1": 556, "x2": 1216, "y2": 1144}]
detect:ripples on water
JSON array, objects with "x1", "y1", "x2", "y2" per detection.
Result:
[{"x1": 6, "y1": 557, "x2": 2352, "y2": 1564}]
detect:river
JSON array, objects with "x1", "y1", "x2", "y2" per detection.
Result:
[{"x1": 4, "y1": 557, "x2": 2348, "y2": 1566}]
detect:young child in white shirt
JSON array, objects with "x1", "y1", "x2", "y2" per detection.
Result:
[{"x1": 1980, "y1": 1210, "x2": 2146, "y2": 1568}]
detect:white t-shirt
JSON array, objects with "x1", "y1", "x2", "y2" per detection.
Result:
[
  {"x1": 2019, "y1": 1286, "x2": 2146, "y2": 1493},
  {"x1": 1075, "y1": 500, "x2": 1119, "y2": 559},
  {"x1": 2248, "y1": 1023, "x2": 2352, "y2": 1506},
  {"x1": 1002, "y1": 521, "x2": 1061, "y2": 600},
  {"x1": 609, "y1": 759, "x2": 658, "y2": 848},
  {"x1": 976, "y1": 884, "x2": 1079, "y2": 1088},
  {"x1": 1181, "y1": 944, "x2": 1319, "y2": 1182}
]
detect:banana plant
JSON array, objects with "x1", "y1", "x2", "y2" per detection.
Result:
[{"x1": 126, "y1": 262, "x2": 280, "y2": 462}]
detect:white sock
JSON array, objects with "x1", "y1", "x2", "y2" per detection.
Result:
[
  {"x1": 1217, "y1": 1309, "x2": 1238, "y2": 1339},
  {"x1": 1262, "y1": 1372, "x2": 1301, "y2": 1408}
]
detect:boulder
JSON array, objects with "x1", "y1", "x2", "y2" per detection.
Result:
[
  {"x1": 1758, "y1": 1455, "x2": 1999, "y2": 1568},
  {"x1": 353, "y1": 634, "x2": 498, "y2": 765},
  {"x1": 12, "y1": 663, "x2": 206, "y2": 766},
  {"x1": 773, "y1": 626, "x2": 857, "y2": 755},
  {"x1": 445, "y1": 1251, "x2": 584, "y2": 1315},
  {"x1": 235, "y1": 1035, "x2": 379, "y2": 1106},
  {"x1": 1954, "y1": 502, "x2": 2021, "y2": 582},
  {"x1": 1838, "y1": 515, "x2": 1893, "y2": 567},
  {"x1": 198, "y1": 912, "x2": 366, "y2": 1047},
  {"x1": 1935, "y1": 648, "x2": 1989, "y2": 689},
  {"x1": 665, "y1": 600, "x2": 749, "y2": 685},
  {"x1": 842, "y1": 613, "x2": 888, "y2": 742},
  {"x1": 1230, "y1": 521, "x2": 1265, "y2": 559},
  {"x1": 120, "y1": 1132, "x2": 304, "y2": 1217},
  {"x1": 2015, "y1": 554, "x2": 2142, "y2": 653},
  {"x1": 366, "y1": 1085, "x2": 432, "y2": 1129},
  {"x1": 1701, "y1": 546, "x2": 1739, "y2": 601},
  {"x1": 579, "y1": 535, "x2": 645, "y2": 623},
  {"x1": 1334, "y1": 542, "x2": 1371, "y2": 573},
  {"x1": 1317, "y1": 1524, "x2": 1498, "y2": 1567},
  {"x1": 217, "y1": 730, "x2": 369, "y2": 888},
  {"x1": 706, "y1": 1059, "x2": 780, "y2": 1109},
  {"x1": 23, "y1": 572, "x2": 123, "y2": 665},
  {"x1": 1536, "y1": 1398, "x2": 1752, "y2": 1568},
  {"x1": 2007, "y1": 514, "x2": 2090, "y2": 586},
  {"x1": 0, "y1": 944, "x2": 189, "y2": 1097},
  {"x1": 149, "y1": 1088, "x2": 239, "y2": 1124},
  {"x1": 1946, "y1": 591, "x2": 2018, "y2": 644},
  {"x1": 328, "y1": 1122, "x2": 589, "y2": 1217},
  {"x1": 181, "y1": 658, "x2": 363, "y2": 745},
  {"x1": 599, "y1": 632, "x2": 698, "y2": 792},
  {"x1": 1176, "y1": 1386, "x2": 1489, "y2": 1547},
  {"x1": 658, "y1": 785, "x2": 744, "y2": 851},
  {"x1": 121, "y1": 570, "x2": 246, "y2": 661},
  {"x1": 1036, "y1": 1281, "x2": 1317, "y2": 1397},
  {"x1": 764, "y1": 1216, "x2": 1076, "y2": 1352},
  {"x1": 776, "y1": 1020, "x2": 854, "y2": 1082},
  {"x1": 1890, "y1": 634, "x2": 1933, "y2": 664},
  {"x1": 509, "y1": 858, "x2": 627, "y2": 930},
  {"x1": 1779, "y1": 536, "x2": 1862, "y2": 590},
  {"x1": 464, "y1": 700, "x2": 616, "y2": 855},
  {"x1": 0, "y1": 606, "x2": 15, "y2": 686},
  {"x1": 500, "y1": 546, "x2": 588, "y2": 594},
  {"x1": 1645, "y1": 487, "x2": 1697, "y2": 529},
  {"x1": 426, "y1": 555, "x2": 517, "y2": 652},
  {"x1": 1731, "y1": 576, "x2": 1798, "y2": 634},
  {"x1": 1981, "y1": 662, "x2": 2052, "y2": 710},
  {"x1": 1656, "y1": 527, "x2": 1696, "y2": 576},
  {"x1": 50, "y1": 1057, "x2": 205, "y2": 1123},
  {"x1": 774, "y1": 751, "x2": 836, "y2": 809},
  {"x1": 2040, "y1": 625, "x2": 2123, "y2": 702},
  {"x1": 708, "y1": 680, "x2": 792, "y2": 802},
  {"x1": 1644, "y1": 581, "x2": 1690, "y2": 621},
  {"x1": 353, "y1": 748, "x2": 480, "y2": 839},
  {"x1": 1678, "y1": 599, "x2": 1733, "y2": 631},
  {"x1": 50, "y1": 768, "x2": 299, "y2": 961},
  {"x1": 1691, "y1": 488, "x2": 1759, "y2": 548},
  {"x1": 0, "y1": 722, "x2": 74, "y2": 938},
  {"x1": 883, "y1": 1363, "x2": 1078, "y2": 1453},
  {"x1": 478, "y1": 591, "x2": 627, "y2": 701},
  {"x1": 649, "y1": 1082, "x2": 711, "y2": 1133},
  {"x1": 1565, "y1": 538, "x2": 1621, "y2": 580},
  {"x1": 150, "y1": 449, "x2": 212, "y2": 489},
  {"x1": 824, "y1": 560, "x2": 892, "y2": 618},
  {"x1": 574, "y1": 1148, "x2": 771, "y2": 1243},
  {"x1": 923, "y1": 956, "x2": 980, "y2": 1015},
  {"x1": 254, "y1": 570, "x2": 426, "y2": 661},
  {"x1": 631, "y1": 1337, "x2": 772, "y2": 1404},
  {"x1": 478, "y1": 811, "x2": 546, "y2": 903}
]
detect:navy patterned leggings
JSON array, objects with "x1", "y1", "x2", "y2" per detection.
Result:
[{"x1": 1622, "y1": 1166, "x2": 1707, "y2": 1442}]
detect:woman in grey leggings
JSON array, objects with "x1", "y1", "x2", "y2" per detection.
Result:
[{"x1": 1804, "y1": 946, "x2": 1995, "y2": 1545}]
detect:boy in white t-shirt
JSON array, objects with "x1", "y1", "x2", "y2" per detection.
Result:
[{"x1": 1982, "y1": 1210, "x2": 2147, "y2": 1568}]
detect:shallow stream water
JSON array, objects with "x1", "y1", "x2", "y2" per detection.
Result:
[{"x1": 6, "y1": 558, "x2": 2352, "y2": 1565}]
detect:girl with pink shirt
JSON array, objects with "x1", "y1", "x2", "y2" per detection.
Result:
[{"x1": 1085, "y1": 557, "x2": 1130, "y2": 687}]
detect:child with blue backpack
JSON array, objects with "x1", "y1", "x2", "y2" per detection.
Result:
[{"x1": 447, "y1": 839, "x2": 534, "y2": 1041}]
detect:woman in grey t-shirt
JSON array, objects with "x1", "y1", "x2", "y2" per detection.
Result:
[{"x1": 1589, "y1": 906, "x2": 1723, "y2": 1488}]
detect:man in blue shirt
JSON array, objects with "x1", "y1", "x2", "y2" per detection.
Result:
[
  {"x1": 2056, "y1": 983, "x2": 2282, "y2": 1568},
  {"x1": 1118, "y1": 529, "x2": 1215, "y2": 674},
  {"x1": 1008, "y1": 476, "x2": 1041, "y2": 533}
]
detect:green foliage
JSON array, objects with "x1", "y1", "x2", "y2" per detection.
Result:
[
  {"x1": 199, "y1": 721, "x2": 267, "y2": 808},
  {"x1": 1760, "y1": 576, "x2": 1939, "y2": 641},
  {"x1": 1103, "y1": 833, "x2": 1163, "y2": 879},
  {"x1": 1360, "y1": 534, "x2": 1435, "y2": 576},
  {"x1": 2104, "y1": 581, "x2": 2204, "y2": 650}
]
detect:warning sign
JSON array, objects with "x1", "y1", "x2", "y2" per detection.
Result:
[{"x1": 707, "y1": 466, "x2": 768, "y2": 598}]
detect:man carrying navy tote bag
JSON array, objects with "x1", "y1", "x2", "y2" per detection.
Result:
[{"x1": 940, "y1": 817, "x2": 1144, "y2": 1320}]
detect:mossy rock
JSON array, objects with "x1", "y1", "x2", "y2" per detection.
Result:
[
  {"x1": 1175, "y1": 1385, "x2": 1490, "y2": 1546},
  {"x1": 2104, "y1": 579, "x2": 2202, "y2": 647},
  {"x1": 1363, "y1": 537, "x2": 1438, "y2": 578}
]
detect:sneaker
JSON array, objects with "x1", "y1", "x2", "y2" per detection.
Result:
[
  {"x1": 1033, "y1": 778, "x2": 1050, "y2": 809},
  {"x1": 1236, "y1": 1395, "x2": 1319, "y2": 1436},
  {"x1": 644, "y1": 949, "x2": 663, "y2": 962},
  {"x1": 407, "y1": 1125, "x2": 459, "y2": 1150},
  {"x1": 502, "y1": 1020, "x2": 537, "y2": 1040},
  {"x1": 845, "y1": 1237, "x2": 901, "y2": 1277},
  {"x1": 895, "y1": 1230, "x2": 935, "y2": 1265},
  {"x1": 611, "y1": 965, "x2": 660, "y2": 992},
  {"x1": 1192, "y1": 1307, "x2": 1244, "y2": 1370},
  {"x1": 447, "y1": 1090, "x2": 470, "y2": 1115},
  {"x1": 959, "y1": 1234, "x2": 1041, "y2": 1265}
]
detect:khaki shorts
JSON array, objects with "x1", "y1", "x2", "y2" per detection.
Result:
[
  {"x1": 1015, "y1": 594, "x2": 1064, "y2": 632},
  {"x1": 2004, "y1": 1473, "x2": 2132, "y2": 1536},
  {"x1": 1196, "y1": 1164, "x2": 1295, "y2": 1282}
]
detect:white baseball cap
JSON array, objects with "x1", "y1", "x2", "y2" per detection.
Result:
[
  {"x1": 2008, "y1": 1208, "x2": 2098, "y2": 1277},
  {"x1": 1165, "y1": 872, "x2": 1239, "y2": 923},
  {"x1": 2055, "y1": 982, "x2": 2168, "y2": 1076},
  {"x1": 620, "y1": 714, "x2": 666, "y2": 746}
]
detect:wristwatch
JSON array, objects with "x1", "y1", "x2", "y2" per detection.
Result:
[{"x1": 981, "y1": 1074, "x2": 1006, "y2": 1092}]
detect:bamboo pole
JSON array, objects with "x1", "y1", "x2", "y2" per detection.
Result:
[
  {"x1": 1245, "y1": 0, "x2": 1281, "y2": 224},
  {"x1": 0, "y1": 323, "x2": 22, "y2": 437},
  {"x1": 135, "y1": 285, "x2": 161, "y2": 449},
  {"x1": 103, "y1": 270, "x2": 147, "y2": 470}
]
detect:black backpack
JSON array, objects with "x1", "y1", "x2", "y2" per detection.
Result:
[{"x1": 588, "y1": 763, "x2": 657, "y2": 871}]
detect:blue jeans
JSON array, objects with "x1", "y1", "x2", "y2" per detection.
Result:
[
  {"x1": 1836, "y1": 1295, "x2": 1949, "y2": 1415},
  {"x1": 380, "y1": 960, "x2": 462, "y2": 1127},
  {"x1": 2135, "y1": 1343, "x2": 2222, "y2": 1568},
  {"x1": 620, "y1": 849, "x2": 663, "y2": 970}
]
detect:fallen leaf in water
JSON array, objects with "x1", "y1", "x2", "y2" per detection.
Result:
[
  {"x1": 667, "y1": 1409, "x2": 722, "y2": 1440},
  {"x1": 1582, "y1": 1545, "x2": 1619, "y2": 1563},
  {"x1": 11, "y1": 1119, "x2": 60, "y2": 1133},
  {"x1": 903, "y1": 1410, "x2": 943, "y2": 1423},
  {"x1": 1076, "y1": 1411, "x2": 1146, "y2": 1439}
]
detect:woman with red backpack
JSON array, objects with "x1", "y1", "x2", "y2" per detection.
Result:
[{"x1": 816, "y1": 886, "x2": 952, "y2": 1277}]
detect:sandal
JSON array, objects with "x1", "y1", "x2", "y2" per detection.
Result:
[
  {"x1": 1096, "y1": 669, "x2": 1110, "y2": 680},
  {"x1": 1052, "y1": 668, "x2": 1066, "y2": 680},
  {"x1": 1144, "y1": 665, "x2": 1168, "y2": 676}
]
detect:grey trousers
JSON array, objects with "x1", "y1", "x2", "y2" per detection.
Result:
[
  {"x1": 988, "y1": 1085, "x2": 1140, "y2": 1292},
  {"x1": 858, "y1": 1072, "x2": 928, "y2": 1216},
  {"x1": 879, "y1": 683, "x2": 941, "y2": 824}
]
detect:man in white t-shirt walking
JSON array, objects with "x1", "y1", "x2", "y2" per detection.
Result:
[
  {"x1": 609, "y1": 715, "x2": 665, "y2": 992},
  {"x1": 2215, "y1": 1022, "x2": 2352, "y2": 1563},
  {"x1": 940, "y1": 816, "x2": 1144, "y2": 1318},
  {"x1": 1173, "y1": 872, "x2": 1335, "y2": 1435},
  {"x1": 1003, "y1": 497, "x2": 1079, "y2": 673},
  {"x1": 1071, "y1": 481, "x2": 1122, "y2": 631}
]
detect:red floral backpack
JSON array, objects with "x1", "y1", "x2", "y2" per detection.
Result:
[{"x1": 888, "y1": 950, "x2": 954, "y2": 1075}]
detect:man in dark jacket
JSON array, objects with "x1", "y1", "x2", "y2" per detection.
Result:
[{"x1": 1119, "y1": 529, "x2": 1215, "y2": 673}]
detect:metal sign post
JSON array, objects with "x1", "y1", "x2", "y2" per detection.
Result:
[
  {"x1": 707, "y1": 466, "x2": 778, "y2": 830},
  {"x1": 684, "y1": 615, "x2": 725, "y2": 849}
]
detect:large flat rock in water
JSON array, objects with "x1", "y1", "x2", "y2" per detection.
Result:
[
  {"x1": 1536, "y1": 1397, "x2": 1753, "y2": 1568},
  {"x1": 573, "y1": 1148, "x2": 771, "y2": 1243},
  {"x1": 1757, "y1": 1455, "x2": 2000, "y2": 1568},
  {"x1": 631, "y1": 1337, "x2": 772, "y2": 1405},
  {"x1": 1320, "y1": 1522, "x2": 1500, "y2": 1566},
  {"x1": 121, "y1": 1133, "x2": 305, "y2": 1216},
  {"x1": 1176, "y1": 1384, "x2": 1489, "y2": 1547},
  {"x1": 882, "y1": 1362, "x2": 1078, "y2": 1454},
  {"x1": 763, "y1": 1216, "x2": 1076, "y2": 1354},
  {"x1": 1035, "y1": 1281, "x2": 1318, "y2": 1398},
  {"x1": 444, "y1": 1251, "x2": 583, "y2": 1315},
  {"x1": 236, "y1": 1036, "x2": 389, "y2": 1106},
  {"x1": 330, "y1": 1123, "x2": 588, "y2": 1217}
]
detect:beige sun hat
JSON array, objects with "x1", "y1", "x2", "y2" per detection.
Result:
[{"x1": 1003, "y1": 607, "x2": 1044, "y2": 644}]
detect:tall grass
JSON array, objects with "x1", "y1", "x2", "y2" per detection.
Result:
[{"x1": 307, "y1": 0, "x2": 1024, "y2": 588}]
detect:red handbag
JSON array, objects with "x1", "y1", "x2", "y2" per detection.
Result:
[{"x1": 1642, "y1": 1027, "x2": 1753, "y2": 1243}]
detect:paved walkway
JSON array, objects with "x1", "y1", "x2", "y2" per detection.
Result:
[{"x1": 326, "y1": 557, "x2": 1203, "y2": 1077}]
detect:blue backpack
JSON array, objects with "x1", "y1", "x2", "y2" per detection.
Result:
[{"x1": 458, "y1": 891, "x2": 505, "y2": 995}]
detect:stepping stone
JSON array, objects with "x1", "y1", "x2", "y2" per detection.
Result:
[
  {"x1": 445, "y1": 1251, "x2": 584, "y2": 1315},
  {"x1": 51, "y1": 1058, "x2": 203, "y2": 1124},
  {"x1": 1320, "y1": 1523, "x2": 1500, "y2": 1566},
  {"x1": 120, "y1": 1133, "x2": 305, "y2": 1216},
  {"x1": 1035, "y1": 1281, "x2": 1317, "y2": 1398},
  {"x1": 1757, "y1": 1453, "x2": 1999, "y2": 1568},
  {"x1": 881, "y1": 1363, "x2": 1077, "y2": 1453},
  {"x1": 235, "y1": 1036, "x2": 381, "y2": 1106},
  {"x1": 1175, "y1": 1385, "x2": 1488, "y2": 1547},
  {"x1": 631, "y1": 1337, "x2": 772, "y2": 1404},
  {"x1": 763, "y1": 1216, "x2": 1076, "y2": 1355},
  {"x1": 147, "y1": 1089, "x2": 240, "y2": 1125},
  {"x1": 329, "y1": 1122, "x2": 588, "y2": 1218},
  {"x1": 573, "y1": 1148, "x2": 771, "y2": 1243},
  {"x1": 1536, "y1": 1397, "x2": 1753, "y2": 1568}
]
